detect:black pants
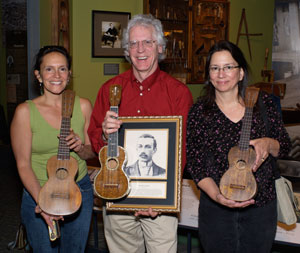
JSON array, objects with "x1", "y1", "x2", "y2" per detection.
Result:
[{"x1": 198, "y1": 193, "x2": 277, "y2": 253}]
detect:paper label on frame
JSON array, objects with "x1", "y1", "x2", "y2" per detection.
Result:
[{"x1": 127, "y1": 181, "x2": 167, "y2": 199}]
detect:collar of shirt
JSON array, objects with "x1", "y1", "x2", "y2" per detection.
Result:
[
  {"x1": 130, "y1": 67, "x2": 161, "y2": 91},
  {"x1": 138, "y1": 164, "x2": 153, "y2": 176}
]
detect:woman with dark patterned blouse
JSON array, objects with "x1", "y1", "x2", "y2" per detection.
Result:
[{"x1": 186, "y1": 41, "x2": 291, "y2": 253}]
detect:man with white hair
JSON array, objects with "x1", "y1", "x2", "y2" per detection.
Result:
[{"x1": 88, "y1": 14, "x2": 193, "y2": 253}]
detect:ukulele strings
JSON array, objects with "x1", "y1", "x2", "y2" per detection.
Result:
[
  {"x1": 239, "y1": 106, "x2": 253, "y2": 161},
  {"x1": 108, "y1": 106, "x2": 119, "y2": 186},
  {"x1": 57, "y1": 92, "x2": 71, "y2": 189}
]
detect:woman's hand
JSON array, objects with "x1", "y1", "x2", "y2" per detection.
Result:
[
  {"x1": 35, "y1": 205, "x2": 63, "y2": 229},
  {"x1": 250, "y1": 137, "x2": 280, "y2": 172},
  {"x1": 64, "y1": 129, "x2": 95, "y2": 160},
  {"x1": 102, "y1": 110, "x2": 122, "y2": 140},
  {"x1": 198, "y1": 178, "x2": 255, "y2": 208},
  {"x1": 65, "y1": 129, "x2": 84, "y2": 153},
  {"x1": 216, "y1": 193, "x2": 255, "y2": 208}
]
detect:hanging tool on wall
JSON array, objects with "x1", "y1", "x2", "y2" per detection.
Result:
[
  {"x1": 51, "y1": 0, "x2": 70, "y2": 52},
  {"x1": 236, "y1": 8, "x2": 263, "y2": 60}
]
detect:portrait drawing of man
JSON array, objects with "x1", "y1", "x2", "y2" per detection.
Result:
[{"x1": 124, "y1": 133, "x2": 166, "y2": 177}]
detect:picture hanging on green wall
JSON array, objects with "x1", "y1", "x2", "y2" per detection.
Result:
[{"x1": 92, "y1": 10, "x2": 131, "y2": 57}]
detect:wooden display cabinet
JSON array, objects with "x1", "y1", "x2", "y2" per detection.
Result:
[
  {"x1": 144, "y1": 0, "x2": 190, "y2": 83},
  {"x1": 144, "y1": 0, "x2": 229, "y2": 84}
]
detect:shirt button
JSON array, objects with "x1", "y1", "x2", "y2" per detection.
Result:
[
  {"x1": 148, "y1": 88, "x2": 150, "y2": 91},
  {"x1": 137, "y1": 110, "x2": 140, "y2": 113},
  {"x1": 140, "y1": 85, "x2": 143, "y2": 91},
  {"x1": 140, "y1": 93, "x2": 143, "y2": 96}
]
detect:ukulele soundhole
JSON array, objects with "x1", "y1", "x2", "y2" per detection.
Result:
[
  {"x1": 236, "y1": 160, "x2": 246, "y2": 170},
  {"x1": 106, "y1": 158, "x2": 119, "y2": 170},
  {"x1": 56, "y1": 168, "x2": 68, "y2": 180}
]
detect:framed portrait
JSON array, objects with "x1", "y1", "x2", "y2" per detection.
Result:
[
  {"x1": 106, "y1": 116, "x2": 182, "y2": 212},
  {"x1": 92, "y1": 10, "x2": 131, "y2": 57}
]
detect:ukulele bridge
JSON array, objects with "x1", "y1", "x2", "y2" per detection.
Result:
[
  {"x1": 103, "y1": 183, "x2": 119, "y2": 188},
  {"x1": 229, "y1": 184, "x2": 245, "y2": 190},
  {"x1": 51, "y1": 192, "x2": 70, "y2": 199}
]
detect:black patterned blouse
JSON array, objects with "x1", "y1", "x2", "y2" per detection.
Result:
[{"x1": 186, "y1": 92, "x2": 291, "y2": 206}]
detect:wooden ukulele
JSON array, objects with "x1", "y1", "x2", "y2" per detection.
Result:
[
  {"x1": 219, "y1": 87, "x2": 260, "y2": 202},
  {"x1": 94, "y1": 84, "x2": 130, "y2": 200},
  {"x1": 38, "y1": 90, "x2": 82, "y2": 215}
]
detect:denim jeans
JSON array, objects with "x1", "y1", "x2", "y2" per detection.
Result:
[
  {"x1": 21, "y1": 174, "x2": 93, "y2": 253},
  {"x1": 198, "y1": 192, "x2": 277, "y2": 253}
]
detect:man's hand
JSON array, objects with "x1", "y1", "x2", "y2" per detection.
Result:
[
  {"x1": 102, "y1": 110, "x2": 122, "y2": 139},
  {"x1": 134, "y1": 207, "x2": 161, "y2": 218}
]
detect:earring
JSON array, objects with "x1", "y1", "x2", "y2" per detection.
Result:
[{"x1": 39, "y1": 82, "x2": 44, "y2": 95}]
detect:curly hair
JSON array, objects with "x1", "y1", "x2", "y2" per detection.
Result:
[{"x1": 122, "y1": 14, "x2": 166, "y2": 63}]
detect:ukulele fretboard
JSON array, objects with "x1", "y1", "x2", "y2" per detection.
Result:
[
  {"x1": 108, "y1": 106, "x2": 119, "y2": 157},
  {"x1": 58, "y1": 117, "x2": 71, "y2": 160},
  {"x1": 239, "y1": 107, "x2": 253, "y2": 152}
]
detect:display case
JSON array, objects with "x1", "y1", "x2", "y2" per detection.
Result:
[{"x1": 144, "y1": 0, "x2": 229, "y2": 84}]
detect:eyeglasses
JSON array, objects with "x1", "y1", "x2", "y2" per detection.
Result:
[
  {"x1": 129, "y1": 40, "x2": 156, "y2": 49},
  {"x1": 209, "y1": 65, "x2": 240, "y2": 74}
]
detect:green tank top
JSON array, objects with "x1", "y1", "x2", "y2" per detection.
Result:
[{"x1": 27, "y1": 96, "x2": 87, "y2": 186}]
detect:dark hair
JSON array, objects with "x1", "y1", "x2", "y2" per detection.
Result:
[
  {"x1": 33, "y1": 45, "x2": 72, "y2": 71},
  {"x1": 138, "y1": 133, "x2": 157, "y2": 150},
  {"x1": 203, "y1": 40, "x2": 249, "y2": 107}
]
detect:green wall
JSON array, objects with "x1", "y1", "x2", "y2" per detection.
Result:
[
  {"x1": 229, "y1": 0, "x2": 274, "y2": 84},
  {"x1": 71, "y1": 0, "x2": 142, "y2": 103},
  {"x1": 40, "y1": 0, "x2": 52, "y2": 47},
  {"x1": 37, "y1": 0, "x2": 274, "y2": 104}
]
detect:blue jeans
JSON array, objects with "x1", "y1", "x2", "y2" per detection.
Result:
[
  {"x1": 198, "y1": 192, "x2": 277, "y2": 253},
  {"x1": 21, "y1": 174, "x2": 93, "y2": 253}
]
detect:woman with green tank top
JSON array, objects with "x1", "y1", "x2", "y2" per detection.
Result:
[{"x1": 10, "y1": 46, "x2": 95, "y2": 252}]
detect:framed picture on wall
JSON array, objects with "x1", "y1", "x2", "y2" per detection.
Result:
[{"x1": 92, "y1": 10, "x2": 131, "y2": 57}]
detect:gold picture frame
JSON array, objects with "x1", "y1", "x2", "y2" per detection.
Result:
[{"x1": 106, "y1": 116, "x2": 182, "y2": 212}]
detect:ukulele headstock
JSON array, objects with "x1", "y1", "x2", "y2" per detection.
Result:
[
  {"x1": 109, "y1": 85, "x2": 122, "y2": 106},
  {"x1": 62, "y1": 90, "x2": 75, "y2": 118},
  {"x1": 244, "y1": 87, "x2": 260, "y2": 108}
]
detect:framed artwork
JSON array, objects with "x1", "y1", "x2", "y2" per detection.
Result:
[
  {"x1": 92, "y1": 10, "x2": 131, "y2": 57},
  {"x1": 106, "y1": 116, "x2": 182, "y2": 212}
]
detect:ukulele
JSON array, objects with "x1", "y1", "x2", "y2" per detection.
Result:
[
  {"x1": 94, "y1": 84, "x2": 130, "y2": 200},
  {"x1": 219, "y1": 87, "x2": 260, "y2": 202},
  {"x1": 38, "y1": 90, "x2": 82, "y2": 215}
]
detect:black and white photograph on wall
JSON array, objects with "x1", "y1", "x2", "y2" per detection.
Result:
[
  {"x1": 92, "y1": 10, "x2": 130, "y2": 57},
  {"x1": 101, "y1": 21, "x2": 121, "y2": 48},
  {"x1": 272, "y1": 0, "x2": 300, "y2": 179}
]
